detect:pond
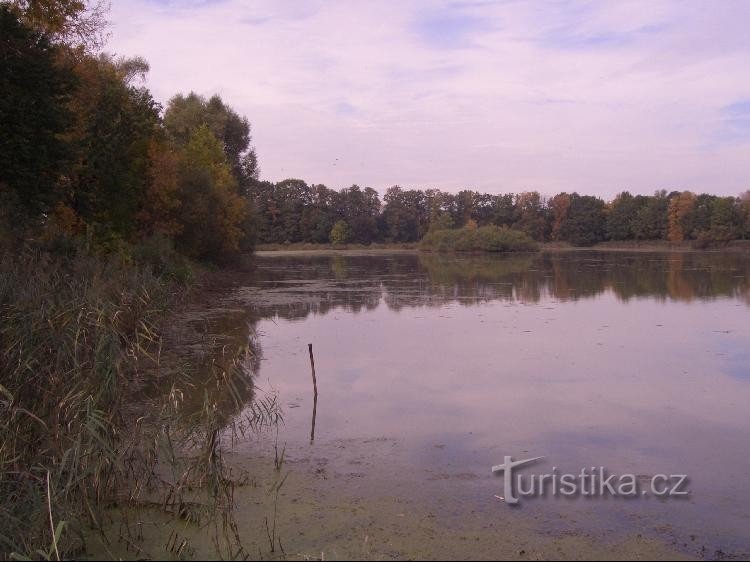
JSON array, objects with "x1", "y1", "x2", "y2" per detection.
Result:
[{"x1": 199, "y1": 251, "x2": 750, "y2": 558}]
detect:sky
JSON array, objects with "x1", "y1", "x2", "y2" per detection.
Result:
[{"x1": 107, "y1": 0, "x2": 750, "y2": 199}]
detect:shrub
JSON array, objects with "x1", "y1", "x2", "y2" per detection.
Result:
[{"x1": 420, "y1": 225, "x2": 538, "y2": 253}]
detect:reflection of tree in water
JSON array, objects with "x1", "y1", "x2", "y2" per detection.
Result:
[
  {"x1": 155, "y1": 301, "x2": 265, "y2": 426},
  {"x1": 164, "y1": 252, "x2": 748, "y2": 422},
  {"x1": 246, "y1": 252, "x2": 750, "y2": 323}
]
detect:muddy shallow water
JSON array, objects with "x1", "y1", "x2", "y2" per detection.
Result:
[{"x1": 93, "y1": 251, "x2": 750, "y2": 560}]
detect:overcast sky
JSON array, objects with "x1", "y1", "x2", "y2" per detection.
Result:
[{"x1": 108, "y1": 0, "x2": 750, "y2": 198}]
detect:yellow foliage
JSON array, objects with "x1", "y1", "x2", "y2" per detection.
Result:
[
  {"x1": 138, "y1": 139, "x2": 183, "y2": 237},
  {"x1": 176, "y1": 126, "x2": 249, "y2": 259},
  {"x1": 667, "y1": 191, "x2": 696, "y2": 242},
  {"x1": 48, "y1": 201, "x2": 84, "y2": 236}
]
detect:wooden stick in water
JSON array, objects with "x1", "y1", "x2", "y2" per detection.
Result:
[
  {"x1": 308, "y1": 343, "x2": 318, "y2": 398},
  {"x1": 308, "y1": 343, "x2": 318, "y2": 443}
]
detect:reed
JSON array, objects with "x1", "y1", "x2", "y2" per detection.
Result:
[{"x1": 0, "y1": 247, "x2": 279, "y2": 559}]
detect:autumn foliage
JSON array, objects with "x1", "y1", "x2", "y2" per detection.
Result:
[{"x1": 0, "y1": 4, "x2": 256, "y2": 262}]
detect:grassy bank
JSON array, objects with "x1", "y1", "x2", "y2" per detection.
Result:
[
  {"x1": 0, "y1": 243, "x2": 274, "y2": 559},
  {"x1": 256, "y1": 238, "x2": 750, "y2": 254},
  {"x1": 541, "y1": 239, "x2": 750, "y2": 252},
  {"x1": 256, "y1": 241, "x2": 419, "y2": 251},
  {"x1": 259, "y1": 228, "x2": 539, "y2": 254}
]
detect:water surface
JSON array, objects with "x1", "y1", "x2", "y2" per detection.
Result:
[{"x1": 222, "y1": 251, "x2": 750, "y2": 557}]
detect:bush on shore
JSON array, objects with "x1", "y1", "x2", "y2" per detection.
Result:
[{"x1": 420, "y1": 225, "x2": 539, "y2": 253}]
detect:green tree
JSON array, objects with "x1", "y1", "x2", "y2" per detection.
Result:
[
  {"x1": 606, "y1": 192, "x2": 644, "y2": 240},
  {"x1": 164, "y1": 92, "x2": 259, "y2": 190},
  {"x1": 65, "y1": 54, "x2": 160, "y2": 239},
  {"x1": 329, "y1": 220, "x2": 351, "y2": 245},
  {"x1": 490, "y1": 193, "x2": 515, "y2": 228},
  {"x1": 741, "y1": 191, "x2": 750, "y2": 239},
  {"x1": 336, "y1": 185, "x2": 381, "y2": 243},
  {"x1": 632, "y1": 192, "x2": 669, "y2": 240},
  {"x1": 513, "y1": 191, "x2": 546, "y2": 241},
  {"x1": 174, "y1": 126, "x2": 249, "y2": 260},
  {"x1": 164, "y1": 92, "x2": 259, "y2": 248},
  {"x1": 559, "y1": 194, "x2": 607, "y2": 246},
  {"x1": 425, "y1": 189, "x2": 457, "y2": 229},
  {"x1": 709, "y1": 196, "x2": 743, "y2": 240},
  {"x1": 0, "y1": 5, "x2": 75, "y2": 215},
  {"x1": 382, "y1": 186, "x2": 426, "y2": 242}
]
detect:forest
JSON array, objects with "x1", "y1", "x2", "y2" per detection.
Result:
[
  {"x1": 253, "y1": 183, "x2": 750, "y2": 248},
  {"x1": 1, "y1": 1, "x2": 258, "y2": 263}
]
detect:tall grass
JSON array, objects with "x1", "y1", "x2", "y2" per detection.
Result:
[
  {"x1": 420, "y1": 225, "x2": 539, "y2": 253},
  {"x1": 0, "y1": 247, "x2": 278, "y2": 559}
]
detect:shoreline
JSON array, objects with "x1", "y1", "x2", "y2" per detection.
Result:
[{"x1": 255, "y1": 240, "x2": 750, "y2": 256}]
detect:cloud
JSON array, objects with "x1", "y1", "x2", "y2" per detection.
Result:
[
  {"x1": 718, "y1": 101, "x2": 750, "y2": 144},
  {"x1": 411, "y1": 8, "x2": 495, "y2": 49},
  {"x1": 107, "y1": 0, "x2": 750, "y2": 198},
  {"x1": 539, "y1": 24, "x2": 666, "y2": 50}
]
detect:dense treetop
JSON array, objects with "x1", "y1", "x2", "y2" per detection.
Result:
[{"x1": 250, "y1": 181, "x2": 750, "y2": 247}]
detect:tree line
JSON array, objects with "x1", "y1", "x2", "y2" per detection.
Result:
[
  {"x1": 251, "y1": 183, "x2": 750, "y2": 247},
  {"x1": 1, "y1": 1, "x2": 258, "y2": 262}
]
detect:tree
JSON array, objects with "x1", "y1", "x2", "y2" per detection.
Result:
[
  {"x1": 164, "y1": 93, "x2": 259, "y2": 248},
  {"x1": 741, "y1": 191, "x2": 750, "y2": 239},
  {"x1": 329, "y1": 220, "x2": 350, "y2": 245},
  {"x1": 632, "y1": 192, "x2": 669, "y2": 240},
  {"x1": 427, "y1": 212, "x2": 454, "y2": 232},
  {"x1": 425, "y1": 189, "x2": 456, "y2": 230},
  {"x1": 164, "y1": 92, "x2": 259, "y2": 191},
  {"x1": 382, "y1": 186, "x2": 425, "y2": 242},
  {"x1": 302, "y1": 184, "x2": 338, "y2": 243},
  {"x1": 490, "y1": 193, "x2": 515, "y2": 228},
  {"x1": 65, "y1": 54, "x2": 160, "y2": 239},
  {"x1": 709, "y1": 197, "x2": 743, "y2": 241},
  {"x1": 137, "y1": 138, "x2": 182, "y2": 238},
  {"x1": 667, "y1": 191, "x2": 697, "y2": 242},
  {"x1": 692, "y1": 194, "x2": 716, "y2": 235},
  {"x1": 336, "y1": 185, "x2": 380, "y2": 243},
  {"x1": 549, "y1": 193, "x2": 571, "y2": 241},
  {"x1": 174, "y1": 126, "x2": 249, "y2": 260},
  {"x1": 559, "y1": 194, "x2": 607, "y2": 246},
  {"x1": 606, "y1": 192, "x2": 644, "y2": 240},
  {"x1": 0, "y1": 5, "x2": 75, "y2": 215},
  {"x1": 8, "y1": 0, "x2": 108, "y2": 51},
  {"x1": 513, "y1": 191, "x2": 546, "y2": 241}
]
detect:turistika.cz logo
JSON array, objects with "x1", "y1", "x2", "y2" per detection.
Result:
[{"x1": 491, "y1": 456, "x2": 690, "y2": 505}]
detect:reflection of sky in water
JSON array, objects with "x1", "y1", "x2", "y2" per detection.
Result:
[
  {"x1": 233, "y1": 252, "x2": 750, "y2": 554},
  {"x1": 715, "y1": 335, "x2": 750, "y2": 379}
]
